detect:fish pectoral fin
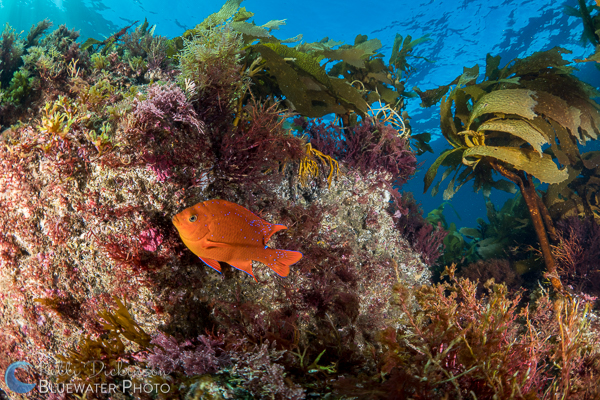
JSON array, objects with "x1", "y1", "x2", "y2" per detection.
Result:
[
  {"x1": 201, "y1": 238, "x2": 231, "y2": 249},
  {"x1": 199, "y1": 257, "x2": 222, "y2": 273},
  {"x1": 228, "y1": 260, "x2": 257, "y2": 282}
]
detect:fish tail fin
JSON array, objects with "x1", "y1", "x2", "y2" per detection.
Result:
[
  {"x1": 259, "y1": 248, "x2": 302, "y2": 277},
  {"x1": 263, "y1": 224, "x2": 287, "y2": 244}
]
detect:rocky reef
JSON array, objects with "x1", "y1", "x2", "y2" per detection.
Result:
[{"x1": 0, "y1": 3, "x2": 431, "y2": 399}]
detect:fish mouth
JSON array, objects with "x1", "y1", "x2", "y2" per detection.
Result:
[{"x1": 172, "y1": 215, "x2": 180, "y2": 226}]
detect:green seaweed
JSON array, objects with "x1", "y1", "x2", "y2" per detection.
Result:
[
  {"x1": 473, "y1": 196, "x2": 534, "y2": 259},
  {"x1": 171, "y1": 0, "x2": 430, "y2": 128},
  {"x1": 90, "y1": 53, "x2": 109, "y2": 70},
  {"x1": 246, "y1": 31, "x2": 427, "y2": 120},
  {"x1": 390, "y1": 33, "x2": 433, "y2": 77},
  {"x1": 25, "y1": 19, "x2": 53, "y2": 48},
  {"x1": 4, "y1": 70, "x2": 32, "y2": 103},
  {"x1": 545, "y1": 150, "x2": 600, "y2": 222},
  {"x1": 80, "y1": 20, "x2": 139, "y2": 52},
  {"x1": 0, "y1": 23, "x2": 25, "y2": 88},
  {"x1": 564, "y1": 0, "x2": 600, "y2": 46},
  {"x1": 179, "y1": 1, "x2": 428, "y2": 123}
]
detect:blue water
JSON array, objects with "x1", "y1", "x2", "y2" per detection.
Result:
[{"x1": 1, "y1": 0, "x2": 597, "y2": 228}]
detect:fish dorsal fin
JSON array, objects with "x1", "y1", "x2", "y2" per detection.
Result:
[
  {"x1": 203, "y1": 199, "x2": 288, "y2": 246},
  {"x1": 204, "y1": 199, "x2": 275, "y2": 227},
  {"x1": 202, "y1": 199, "x2": 262, "y2": 219},
  {"x1": 263, "y1": 224, "x2": 287, "y2": 245}
]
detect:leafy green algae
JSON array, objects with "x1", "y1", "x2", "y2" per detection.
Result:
[
  {"x1": 467, "y1": 89, "x2": 538, "y2": 125},
  {"x1": 462, "y1": 146, "x2": 568, "y2": 184}
]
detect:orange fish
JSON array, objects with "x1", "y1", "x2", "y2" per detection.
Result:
[{"x1": 172, "y1": 199, "x2": 302, "y2": 280}]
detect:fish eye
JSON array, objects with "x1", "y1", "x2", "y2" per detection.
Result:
[{"x1": 189, "y1": 215, "x2": 197, "y2": 222}]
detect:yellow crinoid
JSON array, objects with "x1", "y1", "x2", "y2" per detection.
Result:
[
  {"x1": 367, "y1": 99, "x2": 408, "y2": 138},
  {"x1": 298, "y1": 143, "x2": 340, "y2": 188}
]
